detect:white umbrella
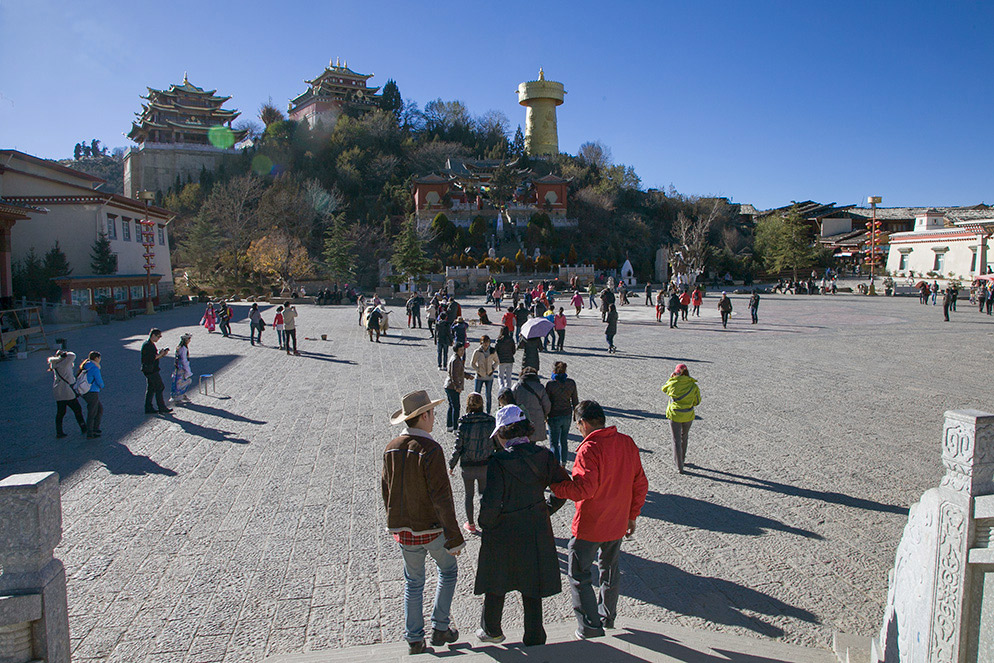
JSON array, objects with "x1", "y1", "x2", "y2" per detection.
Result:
[{"x1": 521, "y1": 317, "x2": 554, "y2": 339}]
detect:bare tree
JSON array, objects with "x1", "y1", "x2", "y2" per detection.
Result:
[
  {"x1": 671, "y1": 198, "x2": 725, "y2": 281},
  {"x1": 578, "y1": 141, "x2": 612, "y2": 168},
  {"x1": 199, "y1": 174, "x2": 265, "y2": 282}
]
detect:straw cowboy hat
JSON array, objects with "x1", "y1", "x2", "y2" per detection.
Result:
[{"x1": 390, "y1": 390, "x2": 445, "y2": 425}]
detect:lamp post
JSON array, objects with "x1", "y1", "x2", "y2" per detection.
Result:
[
  {"x1": 138, "y1": 191, "x2": 156, "y2": 315},
  {"x1": 867, "y1": 196, "x2": 882, "y2": 295}
]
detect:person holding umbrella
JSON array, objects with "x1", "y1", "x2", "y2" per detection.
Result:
[{"x1": 519, "y1": 316, "x2": 553, "y2": 373}]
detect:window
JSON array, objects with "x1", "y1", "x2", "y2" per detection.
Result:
[
  {"x1": 150, "y1": 283, "x2": 158, "y2": 298},
  {"x1": 122, "y1": 217, "x2": 131, "y2": 241},
  {"x1": 899, "y1": 253, "x2": 908, "y2": 270},
  {"x1": 113, "y1": 286, "x2": 127, "y2": 302},
  {"x1": 934, "y1": 252, "x2": 945, "y2": 271},
  {"x1": 130, "y1": 285, "x2": 145, "y2": 300},
  {"x1": 71, "y1": 289, "x2": 91, "y2": 306},
  {"x1": 972, "y1": 251, "x2": 978, "y2": 273},
  {"x1": 93, "y1": 287, "x2": 111, "y2": 304},
  {"x1": 158, "y1": 226, "x2": 165, "y2": 246},
  {"x1": 106, "y1": 214, "x2": 117, "y2": 239}
]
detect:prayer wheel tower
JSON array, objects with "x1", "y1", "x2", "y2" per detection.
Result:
[{"x1": 517, "y1": 69, "x2": 565, "y2": 157}]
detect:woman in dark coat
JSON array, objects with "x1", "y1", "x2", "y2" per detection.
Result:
[
  {"x1": 605, "y1": 303, "x2": 619, "y2": 353},
  {"x1": 474, "y1": 405, "x2": 570, "y2": 646}
]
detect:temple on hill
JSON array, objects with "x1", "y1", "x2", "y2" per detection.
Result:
[
  {"x1": 288, "y1": 58, "x2": 381, "y2": 130},
  {"x1": 123, "y1": 74, "x2": 247, "y2": 197}
]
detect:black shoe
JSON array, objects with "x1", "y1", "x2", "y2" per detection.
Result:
[
  {"x1": 602, "y1": 619, "x2": 615, "y2": 629},
  {"x1": 145, "y1": 409, "x2": 157, "y2": 415},
  {"x1": 86, "y1": 433, "x2": 101, "y2": 439},
  {"x1": 430, "y1": 627, "x2": 459, "y2": 646},
  {"x1": 575, "y1": 626, "x2": 605, "y2": 640},
  {"x1": 56, "y1": 432, "x2": 68, "y2": 439},
  {"x1": 408, "y1": 640, "x2": 429, "y2": 655},
  {"x1": 158, "y1": 408, "x2": 174, "y2": 414}
]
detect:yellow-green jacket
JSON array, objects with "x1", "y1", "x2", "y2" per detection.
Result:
[{"x1": 661, "y1": 375, "x2": 700, "y2": 423}]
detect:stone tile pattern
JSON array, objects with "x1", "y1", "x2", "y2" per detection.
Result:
[{"x1": 0, "y1": 292, "x2": 981, "y2": 661}]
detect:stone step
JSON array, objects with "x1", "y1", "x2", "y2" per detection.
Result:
[
  {"x1": 263, "y1": 619, "x2": 836, "y2": 663},
  {"x1": 832, "y1": 631, "x2": 875, "y2": 663}
]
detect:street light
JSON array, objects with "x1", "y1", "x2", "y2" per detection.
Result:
[
  {"x1": 867, "y1": 196, "x2": 882, "y2": 295},
  {"x1": 138, "y1": 190, "x2": 156, "y2": 315}
]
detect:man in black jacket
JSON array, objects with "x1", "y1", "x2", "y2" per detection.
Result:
[{"x1": 140, "y1": 328, "x2": 172, "y2": 414}]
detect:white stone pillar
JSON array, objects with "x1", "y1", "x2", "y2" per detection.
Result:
[{"x1": 0, "y1": 472, "x2": 70, "y2": 663}]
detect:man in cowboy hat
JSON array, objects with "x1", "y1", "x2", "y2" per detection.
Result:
[{"x1": 382, "y1": 390, "x2": 465, "y2": 654}]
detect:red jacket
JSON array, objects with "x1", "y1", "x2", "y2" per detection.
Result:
[
  {"x1": 502, "y1": 310, "x2": 515, "y2": 331},
  {"x1": 551, "y1": 426, "x2": 648, "y2": 542}
]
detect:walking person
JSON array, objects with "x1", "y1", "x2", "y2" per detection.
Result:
[
  {"x1": 48, "y1": 349, "x2": 86, "y2": 438},
  {"x1": 513, "y1": 303, "x2": 529, "y2": 343},
  {"x1": 383, "y1": 391, "x2": 465, "y2": 655},
  {"x1": 679, "y1": 289, "x2": 690, "y2": 321},
  {"x1": 474, "y1": 405, "x2": 571, "y2": 646},
  {"x1": 718, "y1": 292, "x2": 733, "y2": 328},
  {"x1": 667, "y1": 291, "x2": 681, "y2": 329},
  {"x1": 79, "y1": 351, "x2": 104, "y2": 438},
  {"x1": 655, "y1": 289, "x2": 665, "y2": 323},
  {"x1": 451, "y1": 316, "x2": 469, "y2": 350},
  {"x1": 471, "y1": 336, "x2": 497, "y2": 414},
  {"x1": 571, "y1": 290, "x2": 584, "y2": 317},
  {"x1": 943, "y1": 287, "x2": 953, "y2": 322},
  {"x1": 449, "y1": 393, "x2": 498, "y2": 534},
  {"x1": 170, "y1": 333, "x2": 194, "y2": 404},
  {"x1": 283, "y1": 304, "x2": 300, "y2": 356},
  {"x1": 436, "y1": 311, "x2": 452, "y2": 370},
  {"x1": 494, "y1": 327, "x2": 516, "y2": 392},
  {"x1": 366, "y1": 305, "x2": 383, "y2": 342},
  {"x1": 545, "y1": 361, "x2": 579, "y2": 465},
  {"x1": 201, "y1": 302, "x2": 216, "y2": 333},
  {"x1": 605, "y1": 303, "x2": 618, "y2": 353},
  {"x1": 445, "y1": 344, "x2": 470, "y2": 432},
  {"x1": 661, "y1": 363, "x2": 701, "y2": 473},
  {"x1": 748, "y1": 290, "x2": 761, "y2": 324},
  {"x1": 553, "y1": 307, "x2": 567, "y2": 352},
  {"x1": 644, "y1": 282, "x2": 652, "y2": 306},
  {"x1": 599, "y1": 287, "x2": 615, "y2": 322},
  {"x1": 587, "y1": 282, "x2": 597, "y2": 309},
  {"x1": 274, "y1": 306, "x2": 285, "y2": 349},
  {"x1": 691, "y1": 286, "x2": 702, "y2": 316},
  {"x1": 517, "y1": 335, "x2": 542, "y2": 373},
  {"x1": 249, "y1": 303, "x2": 264, "y2": 346},
  {"x1": 931, "y1": 281, "x2": 939, "y2": 305},
  {"x1": 218, "y1": 302, "x2": 231, "y2": 337},
  {"x1": 141, "y1": 328, "x2": 172, "y2": 414},
  {"x1": 410, "y1": 292, "x2": 424, "y2": 329},
  {"x1": 511, "y1": 367, "x2": 551, "y2": 444},
  {"x1": 550, "y1": 400, "x2": 648, "y2": 638}
]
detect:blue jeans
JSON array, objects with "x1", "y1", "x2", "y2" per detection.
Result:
[
  {"x1": 548, "y1": 415, "x2": 571, "y2": 464},
  {"x1": 445, "y1": 387, "x2": 460, "y2": 430},
  {"x1": 474, "y1": 378, "x2": 493, "y2": 413},
  {"x1": 400, "y1": 535, "x2": 458, "y2": 642},
  {"x1": 437, "y1": 342, "x2": 449, "y2": 369}
]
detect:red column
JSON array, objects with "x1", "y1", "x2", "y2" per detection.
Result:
[{"x1": 0, "y1": 220, "x2": 13, "y2": 300}]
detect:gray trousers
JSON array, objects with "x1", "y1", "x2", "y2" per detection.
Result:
[
  {"x1": 567, "y1": 537, "x2": 622, "y2": 632},
  {"x1": 82, "y1": 391, "x2": 103, "y2": 433},
  {"x1": 670, "y1": 419, "x2": 692, "y2": 471}
]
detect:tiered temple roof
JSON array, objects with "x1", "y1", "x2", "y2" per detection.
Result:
[
  {"x1": 127, "y1": 74, "x2": 247, "y2": 146},
  {"x1": 289, "y1": 58, "x2": 381, "y2": 113}
]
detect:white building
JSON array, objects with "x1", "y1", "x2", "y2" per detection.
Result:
[
  {"x1": 885, "y1": 209, "x2": 994, "y2": 280},
  {"x1": 0, "y1": 150, "x2": 175, "y2": 306}
]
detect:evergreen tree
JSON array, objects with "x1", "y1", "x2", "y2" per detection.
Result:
[
  {"x1": 511, "y1": 126, "x2": 525, "y2": 156},
  {"x1": 90, "y1": 233, "x2": 118, "y2": 275},
  {"x1": 755, "y1": 204, "x2": 815, "y2": 282},
  {"x1": 380, "y1": 79, "x2": 403, "y2": 113},
  {"x1": 323, "y1": 215, "x2": 356, "y2": 283},
  {"x1": 391, "y1": 218, "x2": 430, "y2": 281},
  {"x1": 42, "y1": 242, "x2": 72, "y2": 301},
  {"x1": 73, "y1": 143, "x2": 82, "y2": 160},
  {"x1": 259, "y1": 97, "x2": 285, "y2": 127},
  {"x1": 180, "y1": 216, "x2": 224, "y2": 289}
]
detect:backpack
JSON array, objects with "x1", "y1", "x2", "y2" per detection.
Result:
[{"x1": 73, "y1": 366, "x2": 92, "y2": 396}]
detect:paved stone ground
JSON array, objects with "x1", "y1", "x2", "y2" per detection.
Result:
[{"x1": 2, "y1": 291, "x2": 991, "y2": 662}]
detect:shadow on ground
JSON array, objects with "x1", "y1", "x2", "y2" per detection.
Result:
[
  {"x1": 641, "y1": 491, "x2": 823, "y2": 539},
  {"x1": 684, "y1": 464, "x2": 908, "y2": 515}
]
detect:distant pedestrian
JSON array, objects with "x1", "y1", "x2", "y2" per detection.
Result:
[
  {"x1": 661, "y1": 363, "x2": 701, "y2": 473},
  {"x1": 599, "y1": 287, "x2": 615, "y2": 322},
  {"x1": 494, "y1": 327, "x2": 516, "y2": 392},
  {"x1": 410, "y1": 292, "x2": 424, "y2": 328},
  {"x1": 249, "y1": 303, "x2": 265, "y2": 346},
  {"x1": 943, "y1": 288, "x2": 953, "y2": 322},
  {"x1": 587, "y1": 282, "x2": 597, "y2": 309},
  {"x1": 644, "y1": 283, "x2": 652, "y2": 306},
  {"x1": 471, "y1": 336, "x2": 497, "y2": 413},
  {"x1": 274, "y1": 306, "x2": 286, "y2": 349},
  {"x1": 383, "y1": 391, "x2": 464, "y2": 655},
  {"x1": 553, "y1": 308, "x2": 567, "y2": 352},
  {"x1": 366, "y1": 306, "x2": 383, "y2": 342},
  {"x1": 605, "y1": 303, "x2": 618, "y2": 353},
  {"x1": 667, "y1": 292, "x2": 681, "y2": 328},
  {"x1": 436, "y1": 311, "x2": 452, "y2": 370},
  {"x1": 170, "y1": 333, "x2": 194, "y2": 404},
  {"x1": 141, "y1": 328, "x2": 172, "y2": 414},
  {"x1": 518, "y1": 334, "x2": 542, "y2": 373},
  {"x1": 513, "y1": 303, "x2": 529, "y2": 343},
  {"x1": 445, "y1": 344, "x2": 470, "y2": 432},
  {"x1": 79, "y1": 351, "x2": 104, "y2": 438},
  {"x1": 283, "y1": 305, "x2": 300, "y2": 356},
  {"x1": 474, "y1": 405, "x2": 570, "y2": 646},
  {"x1": 679, "y1": 290, "x2": 690, "y2": 321},
  {"x1": 511, "y1": 366, "x2": 551, "y2": 443},
  {"x1": 201, "y1": 302, "x2": 216, "y2": 333},
  {"x1": 48, "y1": 349, "x2": 86, "y2": 438},
  {"x1": 655, "y1": 290, "x2": 665, "y2": 322},
  {"x1": 748, "y1": 291, "x2": 761, "y2": 324},
  {"x1": 545, "y1": 361, "x2": 579, "y2": 464},
  {"x1": 571, "y1": 290, "x2": 584, "y2": 317},
  {"x1": 550, "y1": 400, "x2": 648, "y2": 639},
  {"x1": 449, "y1": 392, "x2": 498, "y2": 534},
  {"x1": 218, "y1": 302, "x2": 231, "y2": 337},
  {"x1": 931, "y1": 281, "x2": 939, "y2": 305},
  {"x1": 718, "y1": 292, "x2": 733, "y2": 328},
  {"x1": 451, "y1": 316, "x2": 469, "y2": 349}
]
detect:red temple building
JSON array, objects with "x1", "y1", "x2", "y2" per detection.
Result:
[
  {"x1": 288, "y1": 58, "x2": 381, "y2": 130},
  {"x1": 123, "y1": 74, "x2": 247, "y2": 197}
]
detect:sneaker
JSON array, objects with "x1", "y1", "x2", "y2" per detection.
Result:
[
  {"x1": 463, "y1": 522, "x2": 478, "y2": 534},
  {"x1": 430, "y1": 627, "x2": 459, "y2": 646},
  {"x1": 574, "y1": 626, "x2": 605, "y2": 640},
  {"x1": 602, "y1": 619, "x2": 615, "y2": 629},
  {"x1": 475, "y1": 628, "x2": 505, "y2": 644},
  {"x1": 408, "y1": 640, "x2": 429, "y2": 655}
]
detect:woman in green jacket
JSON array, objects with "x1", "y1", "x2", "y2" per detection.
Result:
[{"x1": 661, "y1": 363, "x2": 701, "y2": 473}]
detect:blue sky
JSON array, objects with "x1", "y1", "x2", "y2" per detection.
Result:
[{"x1": 1, "y1": 0, "x2": 991, "y2": 209}]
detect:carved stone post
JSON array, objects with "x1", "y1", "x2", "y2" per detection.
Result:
[
  {"x1": 876, "y1": 410, "x2": 994, "y2": 662},
  {"x1": 0, "y1": 472, "x2": 70, "y2": 663}
]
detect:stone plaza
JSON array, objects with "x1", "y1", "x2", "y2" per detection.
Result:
[{"x1": 1, "y1": 289, "x2": 988, "y2": 662}]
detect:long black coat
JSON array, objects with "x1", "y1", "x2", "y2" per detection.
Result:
[{"x1": 475, "y1": 442, "x2": 570, "y2": 598}]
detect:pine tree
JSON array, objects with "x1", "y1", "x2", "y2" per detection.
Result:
[
  {"x1": 379, "y1": 79, "x2": 403, "y2": 113},
  {"x1": 180, "y1": 217, "x2": 224, "y2": 290},
  {"x1": 42, "y1": 242, "x2": 72, "y2": 301},
  {"x1": 391, "y1": 218, "x2": 430, "y2": 281},
  {"x1": 90, "y1": 233, "x2": 117, "y2": 275},
  {"x1": 511, "y1": 126, "x2": 525, "y2": 156},
  {"x1": 323, "y1": 215, "x2": 356, "y2": 283}
]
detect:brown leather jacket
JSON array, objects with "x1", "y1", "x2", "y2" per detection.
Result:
[{"x1": 382, "y1": 429, "x2": 465, "y2": 552}]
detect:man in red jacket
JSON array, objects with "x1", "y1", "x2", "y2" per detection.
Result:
[{"x1": 551, "y1": 400, "x2": 648, "y2": 639}]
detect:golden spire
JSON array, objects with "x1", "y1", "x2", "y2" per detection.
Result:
[
  {"x1": 183, "y1": 71, "x2": 189, "y2": 84},
  {"x1": 538, "y1": 68, "x2": 545, "y2": 81},
  {"x1": 335, "y1": 57, "x2": 341, "y2": 67}
]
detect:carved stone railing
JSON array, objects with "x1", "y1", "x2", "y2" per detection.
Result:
[
  {"x1": 874, "y1": 410, "x2": 994, "y2": 662},
  {"x1": 0, "y1": 472, "x2": 70, "y2": 663}
]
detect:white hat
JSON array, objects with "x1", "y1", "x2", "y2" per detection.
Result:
[{"x1": 490, "y1": 404, "x2": 528, "y2": 438}]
